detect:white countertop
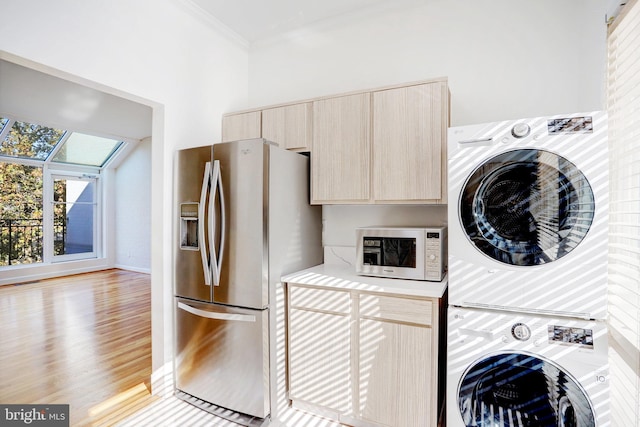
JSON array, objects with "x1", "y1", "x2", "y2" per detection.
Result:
[{"x1": 281, "y1": 264, "x2": 447, "y2": 299}]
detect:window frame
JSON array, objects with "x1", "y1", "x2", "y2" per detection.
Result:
[
  {"x1": 0, "y1": 113, "x2": 117, "y2": 269},
  {"x1": 0, "y1": 115, "x2": 126, "y2": 167},
  {"x1": 46, "y1": 169, "x2": 101, "y2": 263},
  {"x1": 0, "y1": 159, "x2": 45, "y2": 266}
]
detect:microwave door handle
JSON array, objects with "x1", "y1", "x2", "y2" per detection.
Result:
[
  {"x1": 209, "y1": 160, "x2": 225, "y2": 287},
  {"x1": 199, "y1": 161, "x2": 212, "y2": 287}
]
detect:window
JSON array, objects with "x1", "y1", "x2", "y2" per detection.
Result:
[
  {"x1": 52, "y1": 175, "x2": 97, "y2": 261},
  {"x1": 607, "y1": 1, "x2": 640, "y2": 424},
  {"x1": 0, "y1": 115, "x2": 122, "y2": 267},
  {"x1": 0, "y1": 163, "x2": 44, "y2": 266},
  {"x1": 0, "y1": 116, "x2": 123, "y2": 166},
  {"x1": 0, "y1": 121, "x2": 65, "y2": 160},
  {"x1": 51, "y1": 133, "x2": 123, "y2": 167}
]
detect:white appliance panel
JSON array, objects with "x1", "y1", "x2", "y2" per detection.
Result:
[
  {"x1": 447, "y1": 306, "x2": 610, "y2": 427},
  {"x1": 447, "y1": 112, "x2": 608, "y2": 319}
]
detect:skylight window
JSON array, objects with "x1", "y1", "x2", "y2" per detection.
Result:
[
  {"x1": 51, "y1": 133, "x2": 123, "y2": 167},
  {"x1": 0, "y1": 120, "x2": 65, "y2": 160},
  {"x1": 0, "y1": 116, "x2": 124, "y2": 168}
]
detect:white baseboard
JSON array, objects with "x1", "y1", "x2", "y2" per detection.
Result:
[
  {"x1": 151, "y1": 361, "x2": 175, "y2": 398},
  {"x1": 0, "y1": 259, "x2": 112, "y2": 286},
  {"x1": 113, "y1": 264, "x2": 151, "y2": 274}
]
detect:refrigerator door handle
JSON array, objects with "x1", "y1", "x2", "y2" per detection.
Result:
[
  {"x1": 199, "y1": 161, "x2": 212, "y2": 287},
  {"x1": 177, "y1": 301, "x2": 256, "y2": 322},
  {"x1": 210, "y1": 159, "x2": 226, "y2": 286}
]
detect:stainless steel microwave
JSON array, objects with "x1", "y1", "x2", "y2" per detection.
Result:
[{"x1": 356, "y1": 226, "x2": 447, "y2": 281}]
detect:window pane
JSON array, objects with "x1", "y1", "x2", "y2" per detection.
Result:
[
  {"x1": 51, "y1": 132, "x2": 123, "y2": 167},
  {"x1": 53, "y1": 179, "x2": 95, "y2": 256},
  {"x1": 0, "y1": 121, "x2": 65, "y2": 160},
  {"x1": 0, "y1": 163, "x2": 44, "y2": 266}
]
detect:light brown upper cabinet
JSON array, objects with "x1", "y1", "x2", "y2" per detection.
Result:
[
  {"x1": 372, "y1": 82, "x2": 447, "y2": 203},
  {"x1": 221, "y1": 111, "x2": 261, "y2": 142},
  {"x1": 262, "y1": 103, "x2": 313, "y2": 151},
  {"x1": 221, "y1": 77, "x2": 449, "y2": 204},
  {"x1": 222, "y1": 103, "x2": 312, "y2": 151},
  {"x1": 311, "y1": 79, "x2": 448, "y2": 205},
  {"x1": 311, "y1": 93, "x2": 371, "y2": 204}
]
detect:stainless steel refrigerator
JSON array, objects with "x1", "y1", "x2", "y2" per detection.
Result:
[{"x1": 173, "y1": 139, "x2": 322, "y2": 424}]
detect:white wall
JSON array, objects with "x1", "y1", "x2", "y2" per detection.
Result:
[
  {"x1": 323, "y1": 205, "x2": 447, "y2": 258},
  {"x1": 245, "y1": 3, "x2": 612, "y2": 262},
  {"x1": 249, "y1": 0, "x2": 607, "y2": 126},
  {"x1": 114, "y1": 138, "x2": 152, "y2": 273},
  {"x1": 0, "y1": 0, "x2": 249, "y2": 391},
  {"x1": 248, "y1": 0, "x2": 608, "y2": 250}
]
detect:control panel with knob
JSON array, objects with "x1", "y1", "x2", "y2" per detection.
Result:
[
  {"x1": 511, "y1": 123, "x2": 531, "y2": 138},
  {"x1": 511, "y1": 322, "x2": 532, "y2": 341}
]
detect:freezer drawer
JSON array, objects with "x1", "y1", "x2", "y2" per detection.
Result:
[{"x1": 174, "y1": 298, "x2": 270, "y2": 419}]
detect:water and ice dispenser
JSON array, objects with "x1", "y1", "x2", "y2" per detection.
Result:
[{"x1": 180, "y1": 203, "x2": 199, "y2": 250}]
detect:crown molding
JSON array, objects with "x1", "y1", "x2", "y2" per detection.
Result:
[{"x1": 173, "y1": 0, "x2": 250, "y2": 49}]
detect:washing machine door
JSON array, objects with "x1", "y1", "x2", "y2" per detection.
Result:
[
  {"x1": 457, "y1": 352, "x2": 594, "y2": 427},
  {"x1": 460, "y1": 149, "x2": 595, "y2": 266}
]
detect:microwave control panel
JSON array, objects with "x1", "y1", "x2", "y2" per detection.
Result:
[{"x1": 425, "y1": 230, "x2": 446, "y2": 280}]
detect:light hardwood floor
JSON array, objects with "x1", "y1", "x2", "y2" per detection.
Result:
[
  {"x1": 0, "y1": 269, "x2": 159, "y2": 426},
  {"x1": 0, "y1": 269, "x2": 342, "y2": 427}
]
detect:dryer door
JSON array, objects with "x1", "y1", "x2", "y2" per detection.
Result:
[
  {"x1": 459, "y1": 149, "x2": 594, "y2": 266},
  {"x1": 457, "y1": 352, "x2": 594, "y2": 427}
]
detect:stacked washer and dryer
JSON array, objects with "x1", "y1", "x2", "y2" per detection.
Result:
[{"x1": 446, "y1": 113, "x2": 610, "y2": 427}]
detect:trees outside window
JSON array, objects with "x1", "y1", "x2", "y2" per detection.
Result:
[
  {"x1": 0, "y1": 121, "x2": 61, "y2": 266},
  {"x1": 0, "y1": 116, "x2": 120, "y2": 267},
  {"x1": 0, "y1": 163, "x2": 44, "y2": 265},
  {"x1": 0, "y1": 120, "x2": 64, "y2": 160}
]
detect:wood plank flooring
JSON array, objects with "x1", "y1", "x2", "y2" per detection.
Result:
[
  {"x1": 0, "y1": 269, "x2": 341, "y2": 427},
  {"x1": 0, "y1": 269, "x2": 155, "y2": 426}
]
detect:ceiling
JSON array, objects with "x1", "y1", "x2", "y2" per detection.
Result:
[
  {"x1": 192, "y1": 0, "x2": 629, "y2": 45},
  {"x1": 188, "y1": 0, "x2": 404, "y2": 44},
  {"x1": 0, "y1": 60, "x2": 152, "y2": 143}
]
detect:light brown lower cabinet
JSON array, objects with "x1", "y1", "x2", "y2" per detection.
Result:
[
  {"x1": 287, "y1": 284, "x2": 444, "y2": 427},
  {"x1": 288, "y1": 307, "x2": 352, "y2": 414}
]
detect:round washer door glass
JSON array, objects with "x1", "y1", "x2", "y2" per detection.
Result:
[
  {"x1": 460, "y1": 149, "x2": 595, "y2": 266},
  {"x1": 457, "y1": 352, "x2": 595, "y2": 427}
]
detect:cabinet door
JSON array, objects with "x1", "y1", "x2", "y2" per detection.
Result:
[
  {"x1": 312, "y1": 93, "x2": 371, "y2": 204},
  {"x1": 288, "y1": 307, "x2": 352, "y2": 414},
  {"x1": 372, "y1": 83, "x2": 445, "y2": 202},
  {"x1": 358, "y1": 319, "x2": 433, "y2": 426},
  {"x1": 262, "y1": 103, "x2": 312, "y2": 151},
  {"x1": 221, "y1": 111, "x2": 261, "y2": 142}
]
